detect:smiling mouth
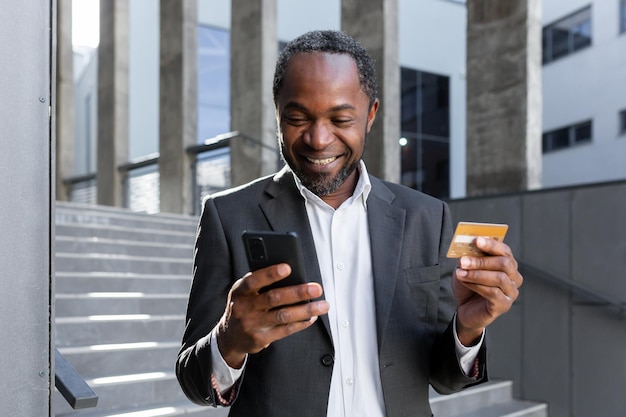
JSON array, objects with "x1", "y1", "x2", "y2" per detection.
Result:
[{"x1": 305, "y1": 156, "x2": 338, "y2": 166}]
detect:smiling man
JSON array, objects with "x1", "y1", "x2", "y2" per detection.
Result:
[{"x1": 176, "y1": 30, "x2": 523, "y2": 417}]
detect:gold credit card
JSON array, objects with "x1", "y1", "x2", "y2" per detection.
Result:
[{"x1": 446, "y1": 222, "x2": 509, "y2": 258}]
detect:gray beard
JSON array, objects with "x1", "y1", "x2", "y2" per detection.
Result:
[
  {"x1": 295, "y1": 161, "x2": 359, "y2": 196},
  {"x1": 280, "y1": 145, "x2": 360, "y2": 197}
]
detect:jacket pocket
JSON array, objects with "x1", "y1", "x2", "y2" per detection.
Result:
[{"x1": 405, "y1": 264, "x2": 440, "y2": 285}]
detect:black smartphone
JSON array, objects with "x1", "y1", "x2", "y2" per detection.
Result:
[{"x1": 241, "y1": 230, "x2": 308, "y2": 294}]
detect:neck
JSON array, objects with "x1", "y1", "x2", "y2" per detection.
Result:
[{"x1": 320, "y1": 169, "x2": 359, "y2": 209}]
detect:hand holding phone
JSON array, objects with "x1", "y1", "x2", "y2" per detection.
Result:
[{"x1": 242, "y1": 230, "x2": 308, "y2": 293}]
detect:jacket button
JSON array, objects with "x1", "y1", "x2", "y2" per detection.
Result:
[{"x1": 321, "y1": 354, "x2": 334, "y2": 366}]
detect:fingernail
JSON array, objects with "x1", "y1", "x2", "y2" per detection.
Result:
[
  {"x1": 460, "y1": 257, "x2": 470, "y2": 269},
  {"x1": 277, "y1": 263, "x2": 289, "y2": 275},
  {"x1": 476, "y1": 237, "x2": 486, "y2": 247},
  {"x1": 456, "y1": 268, "x2": 468, "y2": 278}
]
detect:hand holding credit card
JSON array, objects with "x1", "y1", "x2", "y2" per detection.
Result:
[{"x1": 446, "y1": 222, "x2": 509, "y2": 258}]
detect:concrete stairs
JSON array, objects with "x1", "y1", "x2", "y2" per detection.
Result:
[
  {"x1": 53, "y1": 202, "x2": 546, "y2": 417},
  {"x1": 430, "y1": 380, "x2": 547, "y2": 416},
  {"x1": 54, "y1": 202, "x2": 228, "y2": 417}
]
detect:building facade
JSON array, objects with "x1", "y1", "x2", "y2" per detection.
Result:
[{"x1": 68, "y1": 0, "x2": 626, "y2": 212}]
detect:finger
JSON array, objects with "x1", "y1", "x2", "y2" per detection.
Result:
[
  {"x1": 270, "y1": 300, "x2": 330, "y2": 325},
  {"x1": 262, "y1": 282, "x2": 324, "y2": 310},
  {"x1": 459, "y1": 250, "x2": 517, "y2": 274},
  {"x1": 238, "y1": 263, "x2": 292, "y2": 295},
  {"x1": 456, "y1": 268, "x2": 520, "y2": 300},
  {"x1": 260, "y1": 315, "x2": 321, "y2": 345},
  {"x1": 474, "y1": 237, "x2": 514, "y2": 258}
]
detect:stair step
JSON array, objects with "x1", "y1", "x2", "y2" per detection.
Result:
[
  {"x1": 55, "y1": 272, "x2": 192, "y2": 294},
  {"x1": 430, "y1": 380, "x2": 513, "y2": 415},
  {"x1": 53, "y1": 372, "x2": 194, "y2": 415},
  {"x1": 56, "y1": 201, "x2": 198, "y2": 233},
  {"x1": 54, "y1": 399, "x2": 227, "y2": 417},
  {"x1": 429, "y1": 380, "x2": 547, "y2": 417},
  {"x1": 55, "y1": 236, "x2": 194, "y2": 258},
  {"x1": 58, "y1": 342, "x2": 181, "y2": 379},
  {"x1": 55, "y1": 253, "x2": 192, "y2": 275},
  {"x1": 55, "y1": 315, "x2": 186, "y2": 347},
  {"x1": 459, "y1": 400, "x2": 548, "y2": 417},
  {"x1": 56, "y1": 293, "x2": 189, "y2": 317},
  {"x1": 56, "y1": 223, "x2": 194, "y2": 245}
]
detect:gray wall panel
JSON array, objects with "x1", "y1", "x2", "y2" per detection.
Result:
[
  {"x1": 571, "y1": 183, "x2": 626, "y2": 300},
  {"x1": 448, "y1": 181, "x2": 626, "y2": 417},
  {"x1": 0, "y1": 1, "x2": 53, "y2": 416},
  {"x1": 573, "y1": 305, "x2": 626, "y2": 417}
]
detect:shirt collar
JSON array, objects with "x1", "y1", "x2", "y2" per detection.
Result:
[{"x1": 292, "y1": 160, "x2": 371, "y2": 210}]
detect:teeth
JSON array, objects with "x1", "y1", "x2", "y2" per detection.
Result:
[{"x1": 306, "y1": 156, "x2": 337, "y2": 165}]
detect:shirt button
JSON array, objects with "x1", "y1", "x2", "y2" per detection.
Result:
[
  {"x1": 346, "y1": 378, "x2": 354, "y2": 386},
  {"x1": 337, "y1": 262, "x2": 344, "y2": 270},
  {"x1": 342, "y1": 320, "x2": 350, "y2": 328}
]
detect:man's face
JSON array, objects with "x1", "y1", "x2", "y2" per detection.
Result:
[{"x1": 275, "y1": 52, "x2": 378, "y2": 198}]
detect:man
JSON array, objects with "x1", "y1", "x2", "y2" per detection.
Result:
[{"x1": 176, "y1": 30, "x2": 522, "y2": 417}]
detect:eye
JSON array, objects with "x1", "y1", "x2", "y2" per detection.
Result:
[
  {"x1": 332, "y1": 118, "x2": 353, "y2": 126},
  {"x1": 283, "y1": 115, "x2": 308, "y2": 126}
]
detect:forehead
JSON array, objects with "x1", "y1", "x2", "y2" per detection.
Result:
[
  {"x1": 283, "y1": 52, "x2": 360, "y2": 90},
  {"x1": 279, "y1": 52, "x2": 366, "y2": 103}
]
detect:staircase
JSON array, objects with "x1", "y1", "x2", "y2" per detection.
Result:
[
  {"x1": 54, "y1": 202, "x2": 546, "y2": 417},
  {"x1": 54, "y1": 202, "x2": 227, "y2": 416},
  {"x1": 430, "y1": 380, "x2": 547, "y2": 416}
]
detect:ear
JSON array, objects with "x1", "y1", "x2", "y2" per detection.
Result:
[{"x1": 366, "y1": 98, "x2": 379, "y2": 133}]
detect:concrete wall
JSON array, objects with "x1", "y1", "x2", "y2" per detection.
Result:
[
  {"x1": 448, "y1": 179, "x2": 626, "y2": 417},
  {"x1": 0, "y1": 1, "x2": 53, "y2": 415},
  {"x1": 542, "y1": 0, "x2": 626, "y2": 187}
]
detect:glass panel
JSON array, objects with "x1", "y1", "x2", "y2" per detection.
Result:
[
  {"x1": 574, "y1": 121, "x2": 592, "y2": 143},
  {"x1": 420, "y1": 139, "x2": 450, "y2": 199},
  {"x1": 195, "y1": 148, "x2": 231, "y2": 214},
  {"x1": 399, "y1": 67, "x2": 450, "y2": 198},
  {"x1": 126, "y1": 165, "x2": 160, "y2": 214},
  {"x1": 198, "y1": 26, "x2": 230, "y2": 142},
  {"x1": 550, "y1": 127, "x2": 570, "y2": 151},
  {"x1": 551, "y1": 26, "x2": 570, "y2": 60},
  {"x1": 571, "y1": 12, "x2": 591, "y2": 51},
  {"x1": 621, "y1": 110, "x2": 626, "y2": 135}
]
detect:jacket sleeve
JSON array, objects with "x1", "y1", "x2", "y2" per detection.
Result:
[
  {"x1": 175, "y1": 196, "x2": 238, "y2": 406},
  {"x1": 428, "y1": 201, "x2": 488, "y2": 394}
]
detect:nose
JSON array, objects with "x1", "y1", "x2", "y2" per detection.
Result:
[{"x1": 303, "y1": 121, "x2": 333, "y2": 150}]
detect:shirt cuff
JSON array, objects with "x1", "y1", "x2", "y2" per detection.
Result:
[
  {"x1": 452, "y1": 315, "x2": 484, "y2": 376},
  {"x1": 210, "y1": 327, "x2": 247, "y2": 393}
]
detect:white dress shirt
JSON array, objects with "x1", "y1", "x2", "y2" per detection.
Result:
[{"x1": 210, "y1": 161, "x2": 482, "y2": 416}]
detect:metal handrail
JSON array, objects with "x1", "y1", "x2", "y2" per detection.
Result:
[
  {"x1": 118, "y1": 152, "x2": 159, "y2": 172},
  {"x1": 519, "y1": 262, "x2": 626, "y2": 319},
  {"x1": 187, "y1": 130, "x2": 279, "y2": 155},
  {"x1": 62, "y1": 172, "x2": 96, "y2": 186},
  {"x1": 55, "y1": 348, "x2": 98, "y2": 409}
]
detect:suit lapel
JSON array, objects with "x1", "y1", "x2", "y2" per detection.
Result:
[
  {"x1": 259, "y1": 168, "x2": 332, "y2": 340},
  {"x1": 367, "y1": 177, "x2": 406, "y2": 351}
]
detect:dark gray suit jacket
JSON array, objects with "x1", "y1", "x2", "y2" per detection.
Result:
[{"x1": 176, "y1": 167, "x2": 487, "y2": 417}]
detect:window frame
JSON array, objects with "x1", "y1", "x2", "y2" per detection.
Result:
[
  {"x1": 542, "y1": 5, "x2": 592, "y2": 65},
  {"x1": 542, "y1": 120, "x2": 593, "y2": 153}
]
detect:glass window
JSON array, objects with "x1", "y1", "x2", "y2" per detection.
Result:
[
  {"x1": 543, "y1": 6, "x2": 592, "y2": 64},
  {"x1": 543, "y1": 120, "x2": 592, "y2": 153},
  {"x1": 197, "y1": 26, "x2": 230, "y2": 143},
  {"x1": 400, "y1": 68, "x2": 450, "y2": 198},
  {"x1": 620, "y1": 110, "x2": 626, "y2": 135}
]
